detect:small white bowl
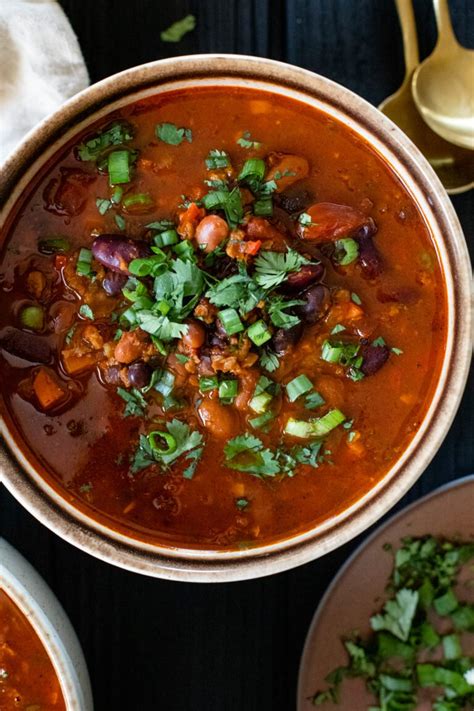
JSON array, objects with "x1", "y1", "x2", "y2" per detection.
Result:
[{"x1": 0, "y1": 538, "x2": 93, "y2": 710}]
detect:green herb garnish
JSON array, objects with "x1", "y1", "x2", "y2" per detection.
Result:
[{"x1": 156, "y1": 122, "x2": 192, "y2": 146}]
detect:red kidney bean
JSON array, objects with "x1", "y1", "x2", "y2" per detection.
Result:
[
  {"x1": 0, "y1": 328, "x2": 51, "y2": 363},
  {"x1": 281, "y1": 263, "x2": 325, "y2": 293},
  {"x1": 359, "y1": 343, "x2": 390, "y2": 375},
  {"x1": 128, "y1": 361, "x2": 152, "y2": 388},
  {"x1": 272, "y1": 323, "x2": 303, "y2": 355},
  {"x1": 91, "y1": 235, "x2": 151, "y2": 275},
  {"x1": 43, "y1": 168, "x2": 95, "y2": 217},
  {"x1": 297, "y1": 202, "x2": 373, "y2": 244},
  {"x1": 102, "y1": 270, "x2": 128, "y2": 296},
  {"x1": 355, "y1": 221, "x2": 382, "y2": 279},
  {"x1": 296, "y1": 284, "x2": 331, "y2": 325}
]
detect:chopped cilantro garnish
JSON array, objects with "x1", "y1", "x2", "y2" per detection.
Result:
[
  {"x1": 237, "y1": 131, "x2": 262, "y2": 149},
  {"x1": 254, "y1": 249, "x2": 309, "y2": 290},
  {"x1": 115, "y1": 214, "x2": 126, "y2": 230},
  {"x1": 392, "y1": 347, "x2": 404, "y2": 355},
  {"x1": 156, "y1": 122, "x2": 193, "y2": 146},
  {"x1": 205, "y1": 149, "x2": 231, "y2": 170},
  {"x1": 79, "y1": 304, "x2": 94, "y2": 320},
  {"x1": 224, "y1": 434, "x2": 280, "y2": 478},
  {"x1": 235, "y1": 498, "x2": 249, "y2": 510},
  {"x1": 267, "y1": 295, "x2": 303, "y2": 330},
  {"x1": 351, "y1": 292, "x2": 362, "y2": 305},
  {"x1": 130, "y1": 419, "x2": 203, "y2": 474},
  {"x1": 160, "y1": 14, "x2": 196, "y2": 42},
  {"x1": 117, "y1": 387, "x2": 147, "y2": 417},
  {"x1": 96, "y1": 197, "x2": 111, "y2": 215},
  {"x1": 298, "y1": 212, "x2": 316, "y2": 227},
  {"x1": 77, "y1": 121, "x2": 133, "y2": 162},
  {"x1": 259, "y1": 348, "x2": 280, "y2": 373},
  {"x1": 312, "y1": 536, "x2": 474, "y2": 709}
]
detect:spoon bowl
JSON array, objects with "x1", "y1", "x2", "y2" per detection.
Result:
[
  {"x1": 412, "y1": 0, "x2": 474, "y2": 150},
  {"x1": 379, "y1": 0, "x2": 473, "y2": 193}
]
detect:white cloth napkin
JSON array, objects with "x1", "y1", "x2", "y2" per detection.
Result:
[{"x1": 0, "y1": 0, "x2": 89, "y2": 163}]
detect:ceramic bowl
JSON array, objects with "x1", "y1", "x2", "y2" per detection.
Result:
[
  {"x1": 0, "y1": 55, "x2": 471, "y2": 581},
  {"x1": 0, "y1": 537, "x2": 93, "y2": 710}
]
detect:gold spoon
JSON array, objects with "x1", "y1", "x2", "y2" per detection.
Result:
[
  {"x1": 379, "y1": 0, "x2": 473, "y2": 194},
  {"x1": 412, "y1": 0, "x2": 474, "y2": 150}
]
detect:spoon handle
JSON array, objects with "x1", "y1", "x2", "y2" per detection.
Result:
[
  {"x1": 433, "y1": 0, "x2": 458, "y2": 50},
  {"x1": 395, "y1": 0, "x2": 420, "y2": 76}
]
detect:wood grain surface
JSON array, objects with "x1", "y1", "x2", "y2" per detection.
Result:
[{"x1": 1, "y1": 2, "x2": 472, "y2": 709}]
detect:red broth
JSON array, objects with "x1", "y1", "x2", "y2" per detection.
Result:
[
  {"x1": 0, "y1": 590, "x2": 65, "y2": 710},
  {"x1": 0, "y1": 88, "x2": 447, "y2": 550}
]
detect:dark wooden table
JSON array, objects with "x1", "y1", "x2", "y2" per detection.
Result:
[{"x1": 1, "y1": 2, "x2": 472, "y2": 709}]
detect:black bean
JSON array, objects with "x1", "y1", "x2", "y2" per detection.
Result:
[
  {"x1": 296, "y1": 284, "x2": 331, "y2": 325},
  {"x1": 281, "y1": 263, "x2": 325, "y2": 293},
  {"x1": 128, "y1": 361, "x2": 152, "y2": 388},
  {"x1": 356, "y1": 220, "x2": 382, "y2": 279},
  {"x1": 272, "y1": 323, "x2": 303, "y2": 355},
  {"x1": 91, "y1": 235, "x2": 151, "y2": 275},
  {"x1": 102, "y1": 270, "x2": 128, "y2": 296},
  {"x1": 360, "y1": 344, "x2": 390, "y2": 376},
  {"x1": 0, "y1": 328, "x2": 51, "y2": 363}
]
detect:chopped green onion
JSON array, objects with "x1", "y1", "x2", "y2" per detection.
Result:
[
  {"x1": 284, "y1": 409, "x2": 346, "y2": 439},
  {"x1": 334, "y1": 238, "x2": 359, "y2": 265},
  {"x1": 433, "y1": 588, "x2": 458, "y2": 616},
  {"x1": 201, "y1": 190, "x2": 230, "y2": 211},
  {"x1": 154, "y1": 370, "x2": 175, "y2": 398},
  {"x1": 123, "y1": 193, "x2": 154, "y2": 209},
  {"x1": 253, "y1": 196, "x2": 273, "y2": 216},
  {"x1": 154, "y1": 229, "x2": 178, "y2": 247},
  {"x1": 235, "y1": 497, "x2": 249, "y2": 510},
  {"x1": 249, "y1": 391, "x2": 273, "y2": 414},
  {"x1": 20, "y1": 305, "x2": 44, "y2": 330},
  {"x1": 321, "y1": 340, "x2": 344, "y2": 363},
  {"x1": 219, "y1": 379, "x2": 238, "y2": 402},
  {"x1": 96, "y1": 197, "x2": 111, "y2": 215},
  {"x1": 173, "y1": 240, "x2": 195, "y2": 260},
  {"x1": 108, "y1": 150, "x2": 131, "y2": 185},
  {"x1": 249, "y1": 410, "x2": 275, "y2": 430},
  {"x1": 351, "y1": 292, "x2": 362, "y2": 305},
  {"x1": 218, "y1": 308, "x2": 244, "y2": 335},
  {"x1": 372, "y1": 336, "x2": 386, "y2": 347},
  {"x1": 111, "y1": 186, "x2": 123, "y2": 204},
  {"x1": 286, "y1": 374, "x2": 313, "y2": 402},
  {"x1": 199, "y1": 376, "x2": 218, "y2": 392},
  {"x1": 247, "y1": 319, "x2": 272, "y2": 346},
  {"x1": 38, "y1": 237, "x2": 70, "y2": 255},
  {"x1": 76, "y1": 248, "x2": 93, "y2": 277},
  {"x1": 442, "y1": 633, "x2": 462, "y2": 660},
  {"x1": 331, "y1": 324, "x2": 346, "y2": 335},
  {"x1": 392, "y1": 347, "x2": 404, "y2": 355},
  {"x1": 115, "y1": 214, "x2": 126, "y2": 230},
  {"x1": 148, "y1": 430, "x2": 177, "y2": 455},
  {"x1": 305, "y1": 391, "x2": 325, "y2": 410},
  {"x1": 238, "y1": 158, "x2": 265, "y2": 190}
]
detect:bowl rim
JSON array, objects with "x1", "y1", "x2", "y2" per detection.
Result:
[
  {"x1": 0, "y1": 537, "x2": 93, "y2": 710},
  {"x1": 296, "y1": 473, "x2": 474, "y2": 710},
  {"x1": 0, "y1": 53, "x2": 471, "y2": 582}
]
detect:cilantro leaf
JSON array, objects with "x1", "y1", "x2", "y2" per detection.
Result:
[
  {"x1": 224, "y1": 434, "x2": 280, "y2": 478},
  {"x1": 117, "y1": 387, "x2": 147, "y2": 417},
  {"x1": 259, "y1": 349, "x2": 280, "y2": 373},
  {"x1": 254, "y1": 249, "x2": 309, "y2": 290},
  {"x1": 77, "y1": 121, "x2": 133, "y2": 162},
  {"x1": 160, "y1": 14, "x2": 196, "y2": 42},
  {"x1": 371, "y1": 589, "x2": 419, "y2": 642},
  {"x1": 130, "y1": 419, "x2": 203, "y2": 474},
  {"x1": 206, "y1": 269, "x2": 264, "y2": 316},
  {"x1": 156, "y1": 122, "x2": 193, "y2": 146},
  {"x1": 267, "y1": 296, "x2": 303, "y2": 330},
  {"x1": 237, "y1": 131, "x2": 262, "y2": 149}
]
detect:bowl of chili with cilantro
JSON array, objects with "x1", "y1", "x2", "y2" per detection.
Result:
[
  {"x1": 0, "y1": 55, "x2": 471, "y2": 580},
  {"x1": 0, "y1": 538, "x2": 93, "y2": 710}
]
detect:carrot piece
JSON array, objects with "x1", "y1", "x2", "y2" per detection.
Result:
[
  {"x1": 33, "y1": 368, "x2": 67, "y2": 410},
  {"x1": 62, "y1": 349, "x2": 97, "y2": 375}
]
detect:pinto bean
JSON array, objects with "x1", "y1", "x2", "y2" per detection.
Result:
[
  {"x1": 272, "y1": 323, "x2": 303, "y2": 355},
  {"x1": 195, "y1": 215, "x2": 229, "y2": 253},
  {"x1": 91, "y1": 235, "x2": 151, "y2": 275},
  {"x1": 297, "y1": 202, "x2": 373, "y2": 244},
  {"x1": 296, "y1": 284, "x2": 331, "y2": 325},
  {"x1": 281, "y1": 263, "x2": 325, "y2": 293},
  {"x1": 359, "y1": 343, "x2": 390, "y2": 375},
  {"x1": 128, "y1": 361, "x2": 152, "y2": 388},
  {"x1": 198, "y1": 397, "x2": 239, "y2": 438},
  {"x1": 181, "y1": 320, "x2": 206, "y2": 349},
  {"x1": 0, "y1": 328, "x2": 51, "y2": 364},
  {"x1": 266, "y1": 154, "x2": 309, "y2": 191},
  {"x1": 102, "y1": 270, "x2": 128, "y2": 296}
]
